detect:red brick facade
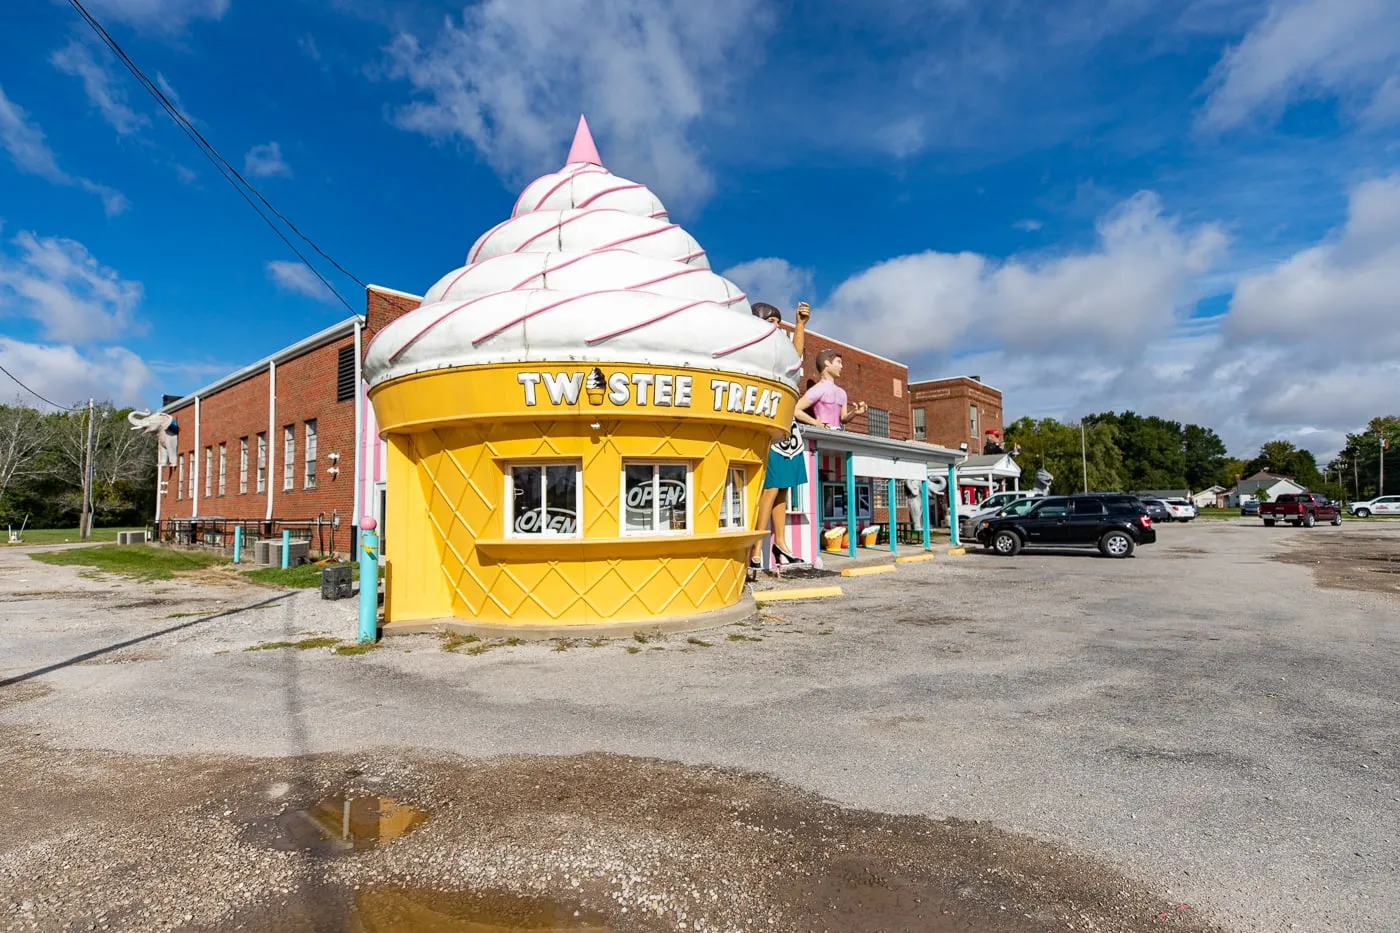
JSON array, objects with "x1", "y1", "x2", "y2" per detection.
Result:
[
  {"x1": 157, "y1": 324, "x2": 360, "y2": 553},
  {"x1": 908, "y1": 377, "x2": 1004, "y2": 453},
  {"x1": 782, "y1": 326, "x2": 912, "y2": 441}
]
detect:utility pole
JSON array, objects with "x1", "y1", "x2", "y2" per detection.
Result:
[
  {"x1": 1080, "y1": 420, "x2": 1088, "y2": 493},
  {"x1": 81, "y1": 398, "x2": 95, "y2": 540},
  {"x1": 1383, "y1": 436, "x2": 1389, "y2": 496}
]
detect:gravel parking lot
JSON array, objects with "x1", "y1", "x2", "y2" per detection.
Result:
[{"x1": 1, "y1": 521, "x2": 1397, "y2": 932}]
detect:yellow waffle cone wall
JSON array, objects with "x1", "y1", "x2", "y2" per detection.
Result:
[{"x1": 370, "y1": 363, "x2": 796, "y2": 628}]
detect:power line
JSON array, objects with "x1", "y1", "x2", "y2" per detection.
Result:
[
  {"x1": 0, "y1": 363, "x2": 86, "y2": 412},
  {"x1": 63, "y1": 0, "x2": 365, "y2": 314}
]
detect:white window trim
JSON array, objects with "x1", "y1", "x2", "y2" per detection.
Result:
[
  {"x1": 504, "y1": 461, "x2": 583, "y2": 538},
  {"x1": 176, "y1": 454, "x2": 184, "y2": 501},
  {"x1": 620, "y1": 460, "x2": 694, "y2": 536},
  {"x1": 720, "y1": 466, "x2": 748, "y2": 530},
  {"x1": 239, "y1": 438, "x2": 248, "y2": 495},
  {"x1": 282, "y1": 426, "x2": 295, "y2": 492},
  {"x1": 217, "y1": 443, "x2": 227, "y2": 497},
  {"x1": 256, "y1": 434, "x2": 267, "y2": 494},
  {"x1": 304, "y1": 420, "x2": 318, "y2": 490},
  {"x1": 204, "y1": 447, "x2": 213, "y2": 498}
]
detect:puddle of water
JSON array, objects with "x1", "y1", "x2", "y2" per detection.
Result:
[
  {"x1": 349, "y1": 887, "x2": 612, "y2": 932},
  {"x1": 287, "y1": 793, "x2": 428, "y2": 854}
]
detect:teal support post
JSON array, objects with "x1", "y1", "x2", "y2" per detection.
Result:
[
  {"x1": 845, "y1": 451, "x2": 857, "y2": 558},
  {"x1": 888, "y1": 477, "x2": 898, "y2": 553},
  {"x1": 232, "y1": 526, "x2": 242, "y2": 564},
  {"x1": 921, "y1": 479, "x2": 931, "y2": 551},
  {"x1": 947, "y1": 464, "x2": 960, "y2": 547},
  {"x1": 281, "y1": 528, "x2": 291, "y2": 570},
  {"x1": 812, "y1": 448, "x2": 823, "y2": 556},
  {"x1": 358, "y1": 517, "x2": 379, "y2": 644}
]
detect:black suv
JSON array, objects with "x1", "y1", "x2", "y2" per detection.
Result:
[{"x1": 974, "y1": 494, "x2": 1156, "y2": 558}]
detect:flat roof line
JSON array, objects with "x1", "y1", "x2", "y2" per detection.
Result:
[{"x1": 367, "y1": 283, "x2": 424, "y2": 301}]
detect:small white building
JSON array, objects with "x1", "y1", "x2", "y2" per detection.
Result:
[
  {"x1": 1191, "y1": 485, "x2": 1227, "y2": 508},
  {"x1": 1227, "y1": 472, "x2": 1306, "y2": 507}
]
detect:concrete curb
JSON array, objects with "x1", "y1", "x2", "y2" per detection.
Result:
[{"x1": 754, "y1": 586, "x2": 844, "y2": 602}]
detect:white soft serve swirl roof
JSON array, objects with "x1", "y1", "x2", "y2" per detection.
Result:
[{"x1": 363, "y1": 130, "x2": 800, "y2": 392}]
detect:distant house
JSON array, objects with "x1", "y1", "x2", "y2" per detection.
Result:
[
  {"x1": 1191, "y1": 485, "x2": 1228, "y2": 508},
  {"x1": 1227, "y1": 471, "x2": 1306, "y2": 507},
  {"x1": 1131, "y1": 489, "x2": 1190, "y2": 500}
]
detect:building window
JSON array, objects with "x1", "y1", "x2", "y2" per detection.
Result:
[
  {"x1": 506, "y1": 463, "x2": 581, "y2": 536},
  {"x1": 336, "y1": 345, "x2": 356, "y2": 403},
  {"x1": 867, "y1": 408, "x2": 889, "y2": 438},
  {"x1": 283, "y1": 425, "x2": 295, "y2": 491},
  {"x1": 204, "y1": 447, "x2": 213, "y2": 498},
  {"x1": 623, "y1": 463, "x2": 690, "y2": 534},
  {"x1": 913, "y1": 407, "x2": 926, "y2": 441},
  {"x1": 304, "y1": 420, "x2": 318, "y2": 489},
  {"x1": 720, "y1": 467, "x2": 747, "y2": 530},
  {"x1": 256, "y1": 433, "x2": 267, "y2": 494},
  {"x1": 239, "y1": 438, "x2": 248, "y2": 495},
  {"x1": 188, "y1": 451, "x2": 196, "y2": 500},
  {"x1": 874, "y1": 482, "x2": 889, "y2": 509},
  {"x1": 176, "y1": 454, "x2": 184, "y2": 500},
  {"x1": 217, "y1": 443, "x2": 227, "y2": 497},
  {"x1": 970, "y1": 403, "x2": 978, "y2": 438}
]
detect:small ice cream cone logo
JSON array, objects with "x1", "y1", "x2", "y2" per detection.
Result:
[{"x1": 585, "y1": 367, "x2": 606, "y2": 405}]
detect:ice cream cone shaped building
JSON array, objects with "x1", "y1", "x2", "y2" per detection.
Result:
[{"x1": 363, "y1": 117, "x2": 800, "y2": 631}]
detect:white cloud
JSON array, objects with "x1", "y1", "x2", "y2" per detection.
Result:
[
  {"x1": 85, "y1": 0, "x2": 229, "y2": 33},
  {"x1": 50, "y1": 38, "x2": 150, "y2": 136},
  {"x1": 0, "y1": 86, "x2": 130, "y2": 215},
  {"x1": 0, "y1": 231, "x2": 145, "y2": 342},
  {"x1": 820, "y1": 191, "x2": 1227, "y2": 360},
  {"x1": 720, "y1": 258, "x2": 815, "y2": 314},
  {"x1": 244, "y1": 141, "x2": 291, "y2": 178},
  {"x1": 382, "y1": 0, "x2": 772, "y2": 211},
  {"x1": 1013, "y1": 219, "x2": 1044, "y2": 231},
  {"x1": 1200, "y1": 0, "x2": 1400, "y2": 130},
  {"x1": 265, "y1": 260, "x2": 335, "y2": 303},
  {"x1": 0, "y1": 338, "x2": 153, "y2": 411}
]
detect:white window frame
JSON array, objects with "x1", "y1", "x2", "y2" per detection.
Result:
[
  {"x1": 176, "y1": 454, "x2": 184, "y2": 500},
  {"x1": 282, "y1": 425, "x2": 295, "y2": 492},
  {"x1": 620, "y1": 460, "x2": 694, "y2": 536},
  {"x1": 970, "y1": 403, "x2": 978, "y2": 437},
  {"x1": 217, "y1": 443, "x2": 227, "y2": 497},
  {"x1": 256, "y1": 433, "x2": 267, "y2": 494},
  {"x1": 304, "y1": 419, "x2": 318, "y2": 489},
  {"x1": 239, "y1": 438, "x2": 248, "y2": 495},
  {"x1": 504, "y1": 461, "x2": 583, "y2": 538},
  {"x1": 204, "y1": 446, "x2": 213, "y2": 498},
  {"x1": 720, "y1": 466, "x2": 747, "y2": 530},
  {"x1": 912, "y1": 407, "x2": 926, "y2": 441}
]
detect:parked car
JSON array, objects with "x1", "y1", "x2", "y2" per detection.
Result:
[
  {"x1": 1259, "y1": 493, "x2": 1342, "y2": 527},
  {"x1": 957, "y1": 489, "x2": 1045, "y2": 532},
  {"x1": 1241, "y1": 499, "x2": 1260, "y2": 517},
  {"x1": 1165, "y1": 498, "x2": 1198, "y2": 522},
  {"x1": 1347, "y1": 495, "x2": 1400, "y2": 518},
  {"x1": 975, "y1": 494, "x2": 1156, "y2": 558},
  {"x1": 1139, "y1": 497, "x2": 1174, "y2": 524}
]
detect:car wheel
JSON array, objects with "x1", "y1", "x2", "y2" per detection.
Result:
[
  {"x1": 1331, "y1": 515, "x2": 1342, "y2": 526},
  {"x1": 991, "y1": 530, "x2": 1021, "y2": 556},
  {"x1": 1356, "y1": 508, "x2": 1371, "y2": 518},
  {"x1": 1263, "y1": 519, "x2": 1275, "y2": 527},
  {"x1": 1099, "y1": 531, "x2": 1134, "y2": 558},
  {"x1": 1303, "y1": 512, "x2": 1316, "y2": 528}
]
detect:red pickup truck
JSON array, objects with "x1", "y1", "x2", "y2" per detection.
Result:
[{"x1": 1259, "y1": 493, "x2": 1342, "y2": 527}]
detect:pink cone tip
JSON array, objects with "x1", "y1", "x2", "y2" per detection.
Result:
[{"x1": 566, "y1": 114, "x2": 603, "y2": 166}]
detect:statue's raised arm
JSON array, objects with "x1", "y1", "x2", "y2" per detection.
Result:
[{"x1": 129, "y1": 410, "x2": 178, "y2": 468}]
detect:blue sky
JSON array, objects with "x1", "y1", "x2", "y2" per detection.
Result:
[{"x1": 1, "y1": 0, "x2": 1397, "y2": 460}]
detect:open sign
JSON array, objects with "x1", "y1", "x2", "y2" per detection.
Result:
[
  {"x1": 513, "y1": 507, "x2": 578, "y2": 535},
  {"x1": 626, "y1": 478, "x2": 686, "y2": 511}
]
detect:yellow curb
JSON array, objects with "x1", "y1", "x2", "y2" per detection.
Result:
[
  {"x1": 755, "y1": 586, "x2": 844, "y2": 602},
  {"x1": 945, "y1": 547, "x2": 967, "y2": 556},
  {"x1": 841, "y1": 565, "x2": 896, "y2": 577},
  {"x1": 895, "y1": 554, "x2": 934, "y2": 563}
]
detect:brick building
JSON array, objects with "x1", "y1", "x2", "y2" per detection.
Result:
[
  {"x1": 908, "y1": 376, "x2": 1003, "y2": 453},
  {"x1": 156, "y1": 317, "x2": 367, "y2": 555},
  {"x1": 782, "y1": 326, "x2": 912, "y2": 441}
]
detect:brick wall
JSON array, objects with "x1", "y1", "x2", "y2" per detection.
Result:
[
  {"x1": 908, "y1": 377, "x2": 1004, "y2": 452},
  {"x1": 364, "y1": 286, "x2": 421, "y2": 352},
  {"x1": 784, "y1": 326, "x2": 912, "y2": 440}
]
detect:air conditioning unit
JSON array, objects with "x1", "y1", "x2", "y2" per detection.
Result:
[
  {"x1": 116, "y1": 531, "x2": 147, "y2": 545},
  {"x1": 254, "y1": 538, "x2": 310, "y2": 567}
]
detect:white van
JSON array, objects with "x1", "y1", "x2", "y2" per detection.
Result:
[{"x1": 957, "y1": 490, "x2": 1045, "y2": 531}]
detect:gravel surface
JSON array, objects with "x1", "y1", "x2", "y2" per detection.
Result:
[{"x1": 1, "y1": 521, "x2": 1397, "y2": 932}]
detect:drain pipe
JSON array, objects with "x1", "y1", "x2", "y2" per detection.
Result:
[{"x1": 266, "y1": 361, "x2": 277, "y2": 522}]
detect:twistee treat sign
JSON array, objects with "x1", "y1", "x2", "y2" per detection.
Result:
[{"x1": 516, "y1": 369, "x2": 784, "y2": 419}]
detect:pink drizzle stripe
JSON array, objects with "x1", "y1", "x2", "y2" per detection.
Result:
[
  {"x1": 514, "y1": 210, "x2": 596, "y2": 252},
  {"x1": 786, "y1": 360, "x2": 805, "y2": 373},
  {"x1": 466, "y1": 218, "x2": 511, "y2": 264},
  {"x1": 721, "y1": 292, "x2": 748, "y2": 305},
  {"x1": 712, "y1": 322, "x2": 777, "y2": 358},
  {"x1": 472, "y1": 289, "x2": 637, "y2": 345},
  {"x1": 586, "y1": 300, "x2": 708, "y2": 344},
  {"x1": 649, "y1": 209, "x2": 669, "y2": 218},
  {"x1": 624, "y1": 266, "x2": 706, "y2": 290},
  {"x1": 510, "y1": 164, "x2": 607, "y2": 215},
  {"x1": 590, "y1": 223, "x2": 681, "y2": 253},
  {"x1": 575, "y1": 183, "x2": 646, "y2": 208},
  {"x1": 388, "y1": 292, "x2": 501, "y2": 363},
  {"x1": 674, "y1": 248, "x2": 708, "y2": 264}
]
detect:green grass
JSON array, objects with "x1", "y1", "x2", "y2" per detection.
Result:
[
  {"x1": 30, "y1": 544, "x2": 222, "y2": 581},
  {"x1": 239, "y1": 562, "x2": 358, "y2": 589},
  {"x1": 625, "y1": 646, "x2": 642, "y2": 654},
  {"x1": 334, "y1": 643, "x2": 379, "y2": 656},
  {"x1": 686, "y1": 636, "x2": 712, "y2": 647},
  {"x1": 245, "y1": 636, "x2": 339, "y2": 651},
  {"x1": 3, "y1": 526, "x2": 143, "y2": 547}
]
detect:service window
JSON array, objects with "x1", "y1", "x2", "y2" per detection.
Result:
[
  {"x1": 623, "y1": 463, "x2": 691, "y2": 534},
  {"x1": 1031, "y1": 498, "x2": 1069, "y2": 518},
  {"x1": 720, "y1": 467, "x2": 747, "y2": 530},
  {"x1": 507, "y1": 463, "x2": 581, "y2": 536}
]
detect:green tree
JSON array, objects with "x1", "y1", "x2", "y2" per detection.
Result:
[
  {"x1": 1088, "y1": 411, "x2": 1186, "y2": 490},
  {"x1": 1256, "y1": 440, "x2": 1299, "y2": 475},
  {"x1": 1182, "y1": 424, "x2": 1228, "y2": 490},
  {"x1": 1005, "y1": 416, "x2": 1125, "y2": 494},
  {"x1": 1255, "y1": 487, "x2": 1271, "y2": 503},
  {"x1": 1329, "y1": 415, "x2": 1399, "y2": 499}
]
